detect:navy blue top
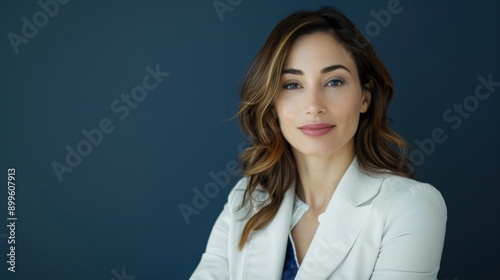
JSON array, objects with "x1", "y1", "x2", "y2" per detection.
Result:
[{"x1": 282, "y1": 236, "x2": 299, "y2": 279}]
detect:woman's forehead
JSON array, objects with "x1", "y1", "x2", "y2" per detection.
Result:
[{"x1": 283, "y1": 32, "x2": 356, "y2": 74}]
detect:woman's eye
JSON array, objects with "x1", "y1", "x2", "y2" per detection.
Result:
[
  {"x1": 326, "y1": 79, "x2": 343, "y2": 87},
  {"x1": 283, "y1": 83, "x2": 301, "y2": 90}
]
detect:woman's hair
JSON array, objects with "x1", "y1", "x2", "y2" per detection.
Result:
[{"x1": 235, "y1": 6, "x2": 413, "y2": 250}]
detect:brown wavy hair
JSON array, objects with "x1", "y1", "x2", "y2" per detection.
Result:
[{"x1": 235, "y1": 6, "x2": 413, "y2": 250}]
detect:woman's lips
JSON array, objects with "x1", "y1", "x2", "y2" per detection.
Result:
[{"x1": 299, "y1": 123, "x2": 335, "y2": 136}]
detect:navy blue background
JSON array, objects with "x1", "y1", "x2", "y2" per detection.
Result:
[{"x1": 0, "y1": 0, "x2": 499, "y2": 279}]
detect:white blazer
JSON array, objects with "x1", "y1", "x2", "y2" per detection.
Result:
[{"x1": 191, "y1": 158, "x2": 447, "y2": 280}]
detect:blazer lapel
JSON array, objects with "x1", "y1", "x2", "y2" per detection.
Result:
[
  {"x1": 243, "y1": 185, "x2": 295, "y2": 280},
  {"x1": 296, "y1": 158, "x2": 385, "y2": 280}
]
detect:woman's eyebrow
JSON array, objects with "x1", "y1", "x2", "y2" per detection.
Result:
[
  {"x1": 282, "y1": 68, "x2": 303, "y2": 75},
  {"x1": 321, "y1": 64, "x2": 351, "y2": 74},
  {"x1": 282, "y1": 64, "x2": 351, "y2": 75}
]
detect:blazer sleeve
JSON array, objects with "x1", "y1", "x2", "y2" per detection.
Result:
[
  {"x1": 190, "y1": 179, "x2": 244, "y2": 280},
  {"x1": 370, "y1": 183, "x2": 447, "y2": 280}
]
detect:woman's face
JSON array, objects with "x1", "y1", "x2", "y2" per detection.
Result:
[{"x1": 273, "y1": 32, "x2": 371, "y2": 158}]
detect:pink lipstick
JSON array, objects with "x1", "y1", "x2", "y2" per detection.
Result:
[{"x1": 299, "y1": 123, "x2": 335, "y2": 136}]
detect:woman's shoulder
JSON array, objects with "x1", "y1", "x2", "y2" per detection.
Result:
[
  {"x1": 373, "y1": 173, "x2": 447, "y2": 218},
  {"x1": 378, "y1": 173, "x2": 444, "y2": 199}
]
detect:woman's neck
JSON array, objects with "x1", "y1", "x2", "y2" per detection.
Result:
[{"x1": 293, "y1": 146, "x2": 355, "y2": 215}]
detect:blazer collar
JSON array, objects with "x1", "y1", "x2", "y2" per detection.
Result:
[
  {"x1": 296, "y1": 157, "x2": 386, "y2": 279},
  {"x1": 333, "y1": 157, "x2": 386, "y2": 207},
  {"x1": 243, "y1": 184, "x2": 295, "y2": 279},
  {"x1": 242, "y1": 157, "x2": 386, "y2": 280}
]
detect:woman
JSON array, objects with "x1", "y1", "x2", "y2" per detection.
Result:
[{"x1": 191, "y1": 6, "x2": 446, "y2": 280}]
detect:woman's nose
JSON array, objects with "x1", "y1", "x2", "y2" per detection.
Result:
[{"x1": 305, "y1": 87, "x2": 326, "y2": 115}]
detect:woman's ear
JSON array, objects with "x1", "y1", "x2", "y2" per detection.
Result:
[
  {"x1": 360, "y1": 90, "x2": 372, "y2": 113},
  {"x1": 360, "y1": 81, "x2": 373, "y2": 113}
]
